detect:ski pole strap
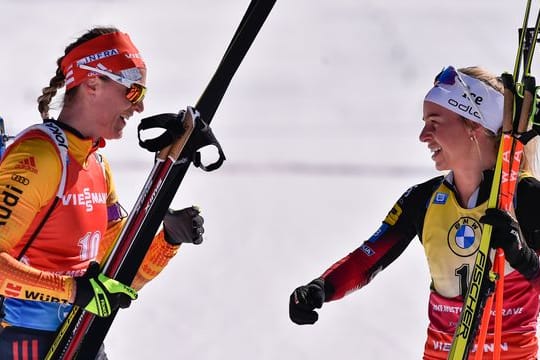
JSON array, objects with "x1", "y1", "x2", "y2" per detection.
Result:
[
  {"x1": 191, "y1": 118, "x2": 226, "y2": 172},
  {"x1": 137, "y1": 109, "x2": 226, "y2": 171},
  {"x1": 516, "y1": 75, "x2": 538, "y2": 144},
  {"x1": 517, "y1": 76, "x2": 535, "y2": 133},
  {"x1": 501, "y1": 73, "x2": 516, "y2": 134},
  {"x1": 137, "y1": 112, "x2": 185, "y2": 152}
]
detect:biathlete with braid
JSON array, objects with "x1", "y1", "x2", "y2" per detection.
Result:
[
  {"x1": 0, "y1": 27, "x2": 205, "y2": 359},
  {"x1": 290, "y1": 66, "x2": 540, "y2": 359}
]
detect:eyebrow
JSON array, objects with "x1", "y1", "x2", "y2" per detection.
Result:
[{"x1": 423, "y1": 112, "x2": 442, "y2": 121}]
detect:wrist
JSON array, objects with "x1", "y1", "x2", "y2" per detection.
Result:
[
  {"x1": 160, "y1": 228, "x2": 183, "y2": 247},
  {"x1": 314, "y1": 278, "x2": 335, "y2": 301},
  {"x1": 512, "y1": 247, "x2": 540, "y2": 279},
  {"x1": 65, "y1": 276, "x2": 77, "y2": 303},
  {"x1": 163, "y1": 227, "x2": 183, "y2": 246}
]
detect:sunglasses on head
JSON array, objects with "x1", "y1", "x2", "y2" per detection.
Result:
[
  {"x1": 78, "y1": 63, "x2": 146, "y2": 105},
  {"x1": 434, "y1": 66, "x2": 485, "y2": 122}
]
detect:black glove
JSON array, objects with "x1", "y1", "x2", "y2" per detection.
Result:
[
  {"x1": 480, "y1": 208, "x2": 540, "y2": 279},
  {"x1": 163, "y1": 206, "x2": 204, "y2": 245},
  {"x1": 73, "y1": 262, "x2": 138, "y2": 317},
  {"x1": 289, "y1": 278, "x2": 330, "y2": 325}
]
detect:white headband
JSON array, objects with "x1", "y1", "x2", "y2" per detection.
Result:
[{"x1": 424, "y1": 67, "x2": 503, "y2": 134}]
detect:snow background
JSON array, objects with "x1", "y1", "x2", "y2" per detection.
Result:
[{"x1": 0, "y1": 0, "x2": 535, "y2": 358}]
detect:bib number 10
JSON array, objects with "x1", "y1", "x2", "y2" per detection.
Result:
[{"x1": 78, "y1": 231, "x2": 101, "y2": 261}]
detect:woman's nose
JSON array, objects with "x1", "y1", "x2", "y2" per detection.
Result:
[
  {"x1": 419, "y1": 124, "x2": 432, "y2": 142},
  {"x1": 133, "y1": 100, "x2": 144, "y2": 113}
]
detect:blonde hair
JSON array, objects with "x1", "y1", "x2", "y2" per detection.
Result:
[{"x1": 459, "y1": 66, "x2": 539, "y2": 178}]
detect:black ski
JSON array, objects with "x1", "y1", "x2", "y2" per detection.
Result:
[{"x1": 44, "y1": 1, "x2": 276, "y2": 358}]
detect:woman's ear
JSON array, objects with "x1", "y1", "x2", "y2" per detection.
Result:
[
  {"x1": 81, "y1": 77, "x2": 99, "y2": 98},
  {"x1": 464, "y1": 118, "x2": 483, "y2": 136}
]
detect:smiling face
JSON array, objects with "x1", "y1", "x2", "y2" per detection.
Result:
[
  {"x1": 419, "y1": 101, "x2": 478, "y2": 172},
  {"x1": 88, "y1": 68, "x2": 146, "y2": 140}
]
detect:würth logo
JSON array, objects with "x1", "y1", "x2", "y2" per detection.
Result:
[{"x1": 14, "y1": 157, "x2": 38, "y2": 174}]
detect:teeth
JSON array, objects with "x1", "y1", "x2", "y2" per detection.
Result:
[{"x1": 430, "y1": 147, "x2": 441, "y2": 154}]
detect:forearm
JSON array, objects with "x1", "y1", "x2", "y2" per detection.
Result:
[
  {"x1": 98, "y1": 219, "x2": 176, "y2": 291},
  {"x1": 131, "y1": 230, "x2": 180, "y2": 291},
  {"x1": 323, "y1": 229, "x2": 415, "y2": 301},
  {"x1": 99, "y1": 221, "x2": 180, "y2": 291},
  {"x1": 0, "y1": 252, "x2": 75, "y2": 303},
  {"x1": 321, "y1": 248, "x2": 371, "y2": 301}
]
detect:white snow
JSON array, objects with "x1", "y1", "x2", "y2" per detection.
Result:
[{"x1": 1, "y1": 0, "x2": 534, "y2": 358}]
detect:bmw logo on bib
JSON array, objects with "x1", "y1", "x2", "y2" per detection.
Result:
[{"x1": 448, "y1": 217, "x2": 482, "y2": 257}]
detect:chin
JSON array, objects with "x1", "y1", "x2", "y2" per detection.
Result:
[
  {"x1": 434, "y1": 163, "x2": 448, "y2": 171},
  {"x1": 104, "y1": 132, "x2": 122, "y2": 140}
]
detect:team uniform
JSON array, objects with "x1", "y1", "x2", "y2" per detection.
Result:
[
  {"x1": 0, "y1": 120, "x2": 179, "y2": 359},
  {"x1": 321, "y1": 171, "x2": 540, "y2": 359}
]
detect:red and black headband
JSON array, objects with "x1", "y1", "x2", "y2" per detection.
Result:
[{"x1": 60, "y1": 31, "x2": 145, "y2": 90}]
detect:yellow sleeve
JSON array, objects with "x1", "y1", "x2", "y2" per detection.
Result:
[
  {"x1": 0, "y1": 252, "x2": 75, "y2": 303},
  {"x1": 131, "y1": 230, "x2": 180, "y2": 291},
  {"x1": 101, "y1": 154, "x2": 119, "y2": 205},
  {"x1": 0, "y1": 138, "x2": 61, "y2": 252}
]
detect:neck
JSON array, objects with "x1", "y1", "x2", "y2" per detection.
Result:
[
  {"x1": 452, "y1": 169, "x2": 483, "y2": 207},
  {"x1": 57, "y1": 107, "x2": 93, "y2": 140},
  {"x1": 452, "y1": 133, "x2": 498, "y2": 207}
]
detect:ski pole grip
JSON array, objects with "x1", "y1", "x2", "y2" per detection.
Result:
[
  {"x1": 164, "y1": 107, "x2": 197, "y2": 161},
  {"x1": 518, "y1": 75, "x2": 536, "y2": 134},
  {"x1": 501, "y1": 73, "x2": 515, "y2": 134}
]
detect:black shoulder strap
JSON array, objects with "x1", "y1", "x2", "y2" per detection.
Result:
[
  {"x1": 10, "y1": 123, "x2": 69, "y2": 259},
  {"x1": 16, "y1": 198, "x2": 60, "y2": 261}
]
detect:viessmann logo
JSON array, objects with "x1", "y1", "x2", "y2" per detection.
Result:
[{"x1": 62, "y1": 187, "x2": 106, "y2": 212}]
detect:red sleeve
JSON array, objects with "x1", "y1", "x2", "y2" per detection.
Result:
[
  {"x1": 321, "y1": 177, "x2": 442, "y2": 301},
  {"x1": 321, "y1": 223, "x2": 416, "y2": 301}
]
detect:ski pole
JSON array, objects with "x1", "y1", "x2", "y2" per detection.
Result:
[
  {"x1": 467, "y1": 6, "x2": 540, "y2": 359},
  {"x1": 448, "y1": 1, "x2": 540, "y2": 358}
]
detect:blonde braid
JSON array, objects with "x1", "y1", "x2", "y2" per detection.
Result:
[{"x1": 37, "y1": 65, "x2": 66, "y2": 120}]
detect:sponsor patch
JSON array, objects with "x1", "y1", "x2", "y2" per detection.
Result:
[
  {"x1": 0, "y1": 184, "x2": 23, "y2": 226},
  {"x1": 448, "y1": 217, "x2": 482, "y2": 257},
  {"x1": 368, "y1": 223, "x2": 389, "y2": 243},
  {"x1": 384, "y1": 203, "x2": 402, "y2": 226},
  {"x1": 5, "y1": 282, "x2": 22, "y2": 297},
  {"x1": 433, "y1": 192, "x2": 449, "y2": 204},
  {"x1": 61, "y1": 187, "x2": 107, "y2": 212},
  {"x1": 360, "y1": 243, "x2": 375, "y2": 256},
  {"x1": 14, "y1": 156, "x2": 38, "y2": 174}
]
